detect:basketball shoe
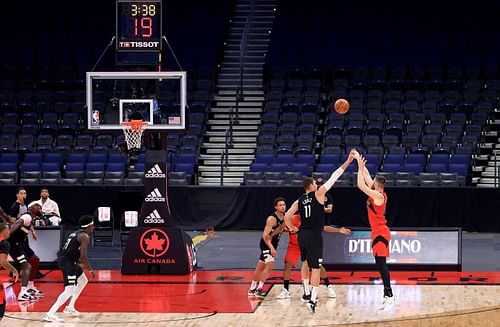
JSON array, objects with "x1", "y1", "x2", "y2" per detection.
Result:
[
  {"x1": 43, "y1": 313, "x2": 64, "y2": 322},
  {"x1": 63, "y1": 306, "x2": 81, "y2": 316},
  {"x1": 277, "y1": 288, "x2": 292, "y2": 299},
  {"x1": 327, "y1": 285, "x2": 336, "y2": 298}
]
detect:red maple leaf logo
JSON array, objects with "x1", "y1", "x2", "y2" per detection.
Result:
[
  {"x1": 144, "y1": 232, "x2": 165, "y2": 256},
  {"x1": 139, "y1": 229, "x2": 170, "y2": 257}
]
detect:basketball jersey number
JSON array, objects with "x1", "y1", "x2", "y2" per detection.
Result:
[
  {"x1": 304, "y1": 205, "x2": 311, "y2": 219},
  {"x1": 63, "y1": 233, "x2": 76, "y2": 250}
]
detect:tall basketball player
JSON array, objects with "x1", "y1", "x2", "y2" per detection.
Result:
[
  {"x1": 285, "y1": 151, "x2": 354, "y2": 313},
  {"x1": 8, "y1": 203, "x2": 44, "y2": 301},
  {"x1": 248, "y1": 197, "x2": 286, "y2": 298},
  {"x1": 354, "y1": 152, "x2": 395, "y2": 309},
  {"x1": 43, "y1": 215, "x2": 95, "y2": 322},
  {"x1": 0, "y1": 223, "x2": 20, "y2": 322}
]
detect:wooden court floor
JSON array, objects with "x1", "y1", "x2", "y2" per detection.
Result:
[{"x1": 1, "y1": 270, "x2": 499, "y2": 326}]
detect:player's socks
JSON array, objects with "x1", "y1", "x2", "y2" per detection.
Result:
[
  {"x1": 283, "y1": 279, "x2": 290, "y2": 291},
  {"x1": 302, "y1": 279, "x2": 310, "y2": 296},
  {"x1": 250, "y1": 280, "x2": 257, "y2": 290},
  {"x1": 257, "y1": 281, "x2": 265, "y2": 289},
  {"x1": 310, "y1": 286, "x2": 318, "y2": 303}
]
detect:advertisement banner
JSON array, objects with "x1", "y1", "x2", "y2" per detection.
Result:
[
  {"x1": 323, "y1": 228, "x2": 461, "y2": 270},
  {"x1": 138, "y1": 151, "x2": 171, "y2": 227},
  {"x1": 121, "y1": 227, "x2": 196, "y2": 274}
]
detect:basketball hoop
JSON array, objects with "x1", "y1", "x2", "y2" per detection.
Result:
[{"x1": 120, "y1": 120, "x2": 148, "y2": 152}]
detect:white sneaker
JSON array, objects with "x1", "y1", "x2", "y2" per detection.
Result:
[
  {"x1": 277, "y1": 288, "x2": 292, "y2": 299},
  {"x1": 28, "y1": 287, "x2": 44, "y2": 297},
  {"x1": 379, "y1": 295, "x2": 396, "y2": 310},
  {"x1": 18, "y1": 292, "x2": 38, "y2": 301},
  {"x1": 326, "y1": 285, "x2": 337, "y2": 298},
  {"x1": 63, "y1": 306, "x2": 81, "y2": 316},
  {"x1": 43, "y1": 313, "x2": 64, "y2": 322}
]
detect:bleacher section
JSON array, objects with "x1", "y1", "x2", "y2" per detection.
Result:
[
  {"x1": 243, "y1": 1, "x2": 500, "y2": 186},
  {"x1": 0, "y1": 1, "x2": 234, "y2": 185}
]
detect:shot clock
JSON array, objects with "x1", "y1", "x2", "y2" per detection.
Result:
[{"x1": 116, "y1": 0, "x2": 162, "y2": 52}]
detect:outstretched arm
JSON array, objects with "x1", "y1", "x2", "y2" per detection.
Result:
[
  {"x1": 316, "y1": 150, "x2": 355, "y2": 201},
  {"x1": 324, "y1": 225, "x2": 351, "y2": 235},
  {"x1": 356, "y1": 155, "x2": 384, "y2": 205},
  {"x1": 362, "y1": 165, "x2": 374, "y2": 186}
]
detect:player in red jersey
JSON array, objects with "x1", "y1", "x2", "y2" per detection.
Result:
[
  {"x1": 276, "y1": 214, "x2": 301, "y2": 299},
  {"x1": 354, "y1": 152, "x2": 395, "y2": 309},
  {"x1": 277, "y1": 213, "x2": 350, "y2": 300}
]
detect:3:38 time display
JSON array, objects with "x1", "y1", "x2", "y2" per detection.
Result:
[
  {"x1": 130, "y1": 4, "x2": 156, "y2": 37},
  {"x1": 116, "y1": 0, "x2": 162, "y2": 52}
]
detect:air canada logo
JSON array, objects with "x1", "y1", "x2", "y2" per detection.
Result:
[
  {"x1": 145, "y1": 188, "x2": 165, "y2": 202},
  {"x1": 145, "y1": 164, "x2": 166, "y2": 178},
  {"x1": 144, "y1": 209, "x2": 164, "y2": 224},
  {"x1": 139, "y1": 228, "x2": 170, "y2": 258}
]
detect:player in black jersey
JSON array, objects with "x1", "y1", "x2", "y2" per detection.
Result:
[
  {"x1": 44, "y1": 215, "x2": 95, "y2": 323},
  {"x1": 285, "y1": 151, "x2": 354, "y2": 313},
  {"x1": 8, "y1": 203, "x2": 43, "y2": 301},
  {"x1": 0, "y1": 223, "x2": 20, "y2": 321},
  {"x1": 248, "y1": 197, "x2": 286, "y2": 298}
]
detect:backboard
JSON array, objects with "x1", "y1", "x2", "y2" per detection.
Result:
[{"x1": 86, "y1": 71, "x2": 186, "y2": 130}]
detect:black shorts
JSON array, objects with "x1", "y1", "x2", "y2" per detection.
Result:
[
  {"x1": 58, "y1": 257, "x2": 83, "y2": 286},
  {"x1": 258, "y1": 241, "x2": 277, "y2": 263},
  {"x1": 0, "y1": 302, "x2": 4, "y2": 318},
  {"x1": 9, "y1": 242, "x2": 35, "y2": 265},
  {"x1": 298, "y1": 229, "x2": 323, "y2": 269}
]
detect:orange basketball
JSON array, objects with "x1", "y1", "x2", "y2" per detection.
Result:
[{"x1": 334, "y1": 98, "x2": 350, "y2": 114}]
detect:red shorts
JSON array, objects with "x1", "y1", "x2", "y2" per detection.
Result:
[
  {"x1": 371, "y1": 231, "x2": 391, "y2": 257},
  {"x1": 285, "y1": 244, "x2": 301, "y2": 268}
]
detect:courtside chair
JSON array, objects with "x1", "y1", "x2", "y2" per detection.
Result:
[{"x1": 93, "y1": 206, "x2": 115, "y2": 246}]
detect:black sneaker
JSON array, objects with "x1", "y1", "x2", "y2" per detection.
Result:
[
  {"x1": 301, "y1": 293, "x2": 311, "y2": 302},
  {"x1": 254, "y1": 288, "x2": 266, "y2": 299},
  {"x1": 306, "y1": 300, "x2": 317, "y2": 314}
]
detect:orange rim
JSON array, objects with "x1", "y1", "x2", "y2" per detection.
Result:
[{"x1": 121, "y1": 120, "x2": 147, "y2": 132}]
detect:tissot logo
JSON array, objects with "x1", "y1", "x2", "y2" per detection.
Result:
[
  {"x1": 145, "y1": 164, "x2": 166, "y2": 178},
  {"x1": 145, "y1": 188, "x2": 165, "y2": 202},
  {"x1": 119, "y1": 41, "x2": 159, "y2": 48},
  {"x1": 144, "y1": 209, "x2": 164, "y2": 224},
  {"x1": 139, "y1": 228, "x2": 170, "y2": 258}
]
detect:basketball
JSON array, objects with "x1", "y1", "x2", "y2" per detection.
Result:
[{"x1": 334, "y1": 98, "x2": 350, "y2": 114}]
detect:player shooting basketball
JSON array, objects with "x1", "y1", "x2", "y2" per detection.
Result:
[{"x1": 353, "y1": 150, "x2": 395, "y2": 309}]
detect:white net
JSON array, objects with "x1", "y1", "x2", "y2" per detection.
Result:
[{"x1": 121, "y1": 121, "x2": 147, "y2": 150}]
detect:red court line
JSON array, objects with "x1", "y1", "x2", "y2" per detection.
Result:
[{"x1": 3, "y1": 270, "x2": 500, "y2": 313}]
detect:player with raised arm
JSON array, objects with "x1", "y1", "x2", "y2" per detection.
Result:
[
  {"x1": 284, "y1": 151, "x2": 354, "y2": 313},
  {"x1": 354, "y1": 151, "x2": 395, "y2": 309}
]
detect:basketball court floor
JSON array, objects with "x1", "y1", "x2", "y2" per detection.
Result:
[{"x1": 2, "y1": 231, "x2": 499, "y2": 326}]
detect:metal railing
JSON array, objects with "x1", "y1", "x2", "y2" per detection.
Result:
[
  {"x1": 235, "y1": 0, "x2": 255, "y2": 123},
  {"x1": 220, "y1": 108, "x2": 236, "y2": 185},
  {"x1": 220, "y1": 0, "x2": 255, "y2": 186},
  {"x1": 495, "y1": 153, "x2": 498, "y2": 188}
]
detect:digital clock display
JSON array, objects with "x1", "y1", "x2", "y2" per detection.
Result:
[{"x1": 116, "y1": 0, "x2": 162, "y2": 52}]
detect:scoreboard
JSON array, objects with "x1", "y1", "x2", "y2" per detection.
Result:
[{"x1": 116, "y1": 0, "x2": 162, "y2": 52}]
